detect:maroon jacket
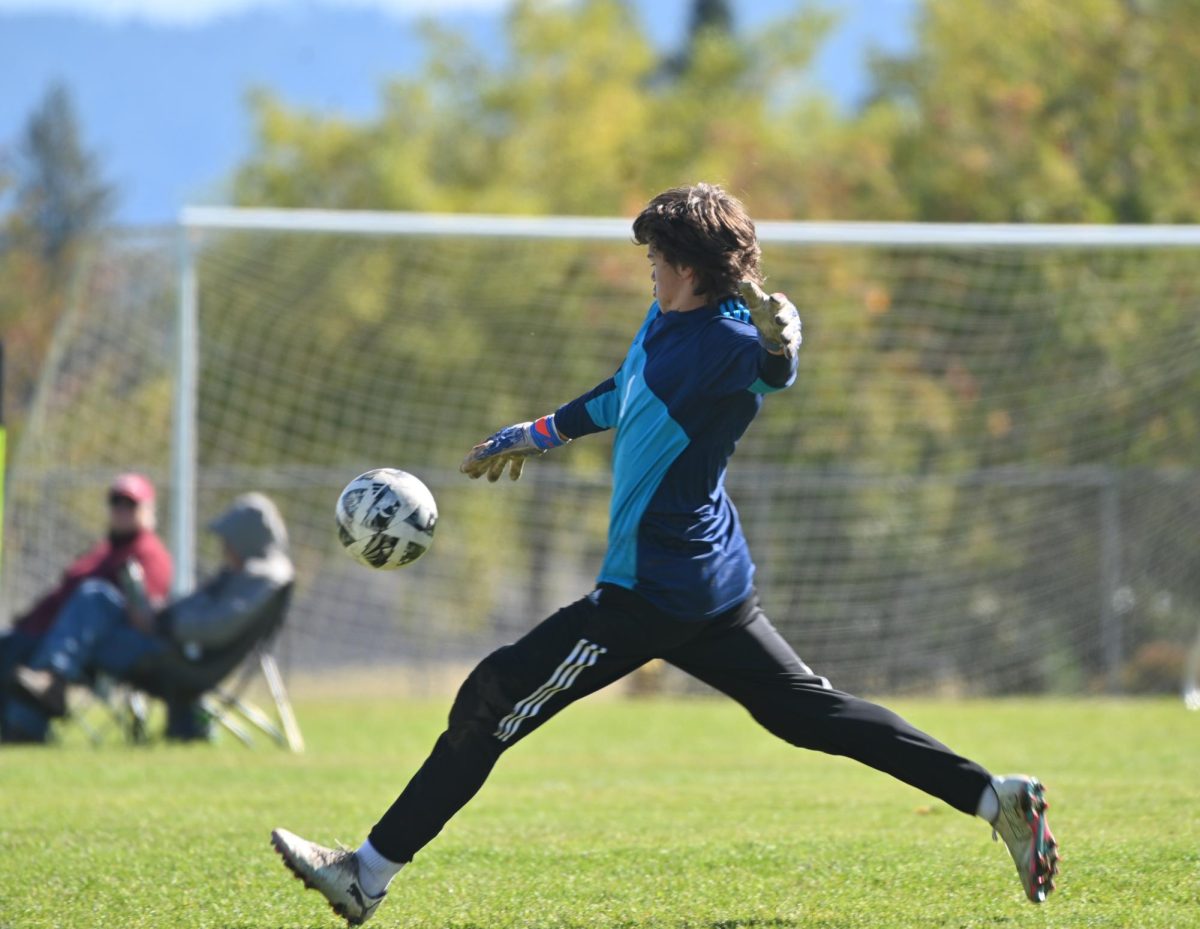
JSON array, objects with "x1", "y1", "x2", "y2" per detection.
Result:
[{"x1": 12, "y1": 529, "x2": 174, "y2": 636}]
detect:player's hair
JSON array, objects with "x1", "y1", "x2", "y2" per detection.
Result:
[{"x1": 632, "y1": 183, "x2": 763, "y2": 300}]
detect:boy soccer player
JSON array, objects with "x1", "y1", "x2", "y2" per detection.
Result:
[{"x1": 272, "y1": 184, "x2": 1059, "y2": 925}]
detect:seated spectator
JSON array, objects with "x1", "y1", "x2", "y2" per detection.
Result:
[
  {"x1": 11, "y1": 492, "x2": 293, "y2": 742},
  {"x1": 0, "y1": 473, "x2": 172, "y2": 743}
]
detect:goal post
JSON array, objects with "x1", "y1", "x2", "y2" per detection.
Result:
[
  {"x1": 173, "y1": 231, "x2": 200, "y2": 596},
  {"x1": 5, "y1": 208, "x2": 1199, "y2": 697}
]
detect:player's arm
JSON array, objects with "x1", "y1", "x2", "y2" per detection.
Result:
[
  {"x1": 460, "y1": 371, "x2": 621, "y2": 483},
  {"x1": 753, "y1": 340, "x2": 798, "y2": 393},
  {"x1": 705, "y1": 290, "x2": 800, "y2": 396}
]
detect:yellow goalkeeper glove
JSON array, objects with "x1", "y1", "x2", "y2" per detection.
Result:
[
  {"x1": 740, "y1": 280, "x2": 802, "y2": 360},
  {"x1": 460, "y1": 414, "x2": 569, "y2": 482}
]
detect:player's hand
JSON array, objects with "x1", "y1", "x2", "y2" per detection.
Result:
[
  {"x1": 460, "y1": 414, "x2": 569, "y2": 482},
  {"x1": 739, "y1": 280, "x2": 802, "y2": 360}
]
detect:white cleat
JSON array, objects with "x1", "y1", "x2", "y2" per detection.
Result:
[
  {"x1": 990, "y1": 775, "x2": 1060, "y2": 903},
  {"x1": 271, "y1": 828, "x2": 386, "y2": 926}
]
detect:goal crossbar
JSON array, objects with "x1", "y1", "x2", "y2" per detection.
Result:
[{"x1": 181, "y1": 205, "x2": 1200, "y2": 247}]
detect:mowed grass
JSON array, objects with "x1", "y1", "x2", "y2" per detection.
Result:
[{"x1": 1, "y1": 695, "x2": 1198, "y2": 929}]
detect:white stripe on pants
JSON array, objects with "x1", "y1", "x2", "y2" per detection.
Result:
[{"x1": 493, "y1": 638, "x2": 608, "y2": 742}]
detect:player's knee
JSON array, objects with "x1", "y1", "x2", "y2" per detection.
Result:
[
  {"x1": 744, "y1": 674, "x2": 847, "y2": 749},
  {"x1": 446, "y1": 647, "x2": 516, "y2": 744}
]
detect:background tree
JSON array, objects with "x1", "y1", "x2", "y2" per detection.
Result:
[
  {"x1": 13, "y1": 82, "x2": 115, "y2": 266},
  {"x1": 0, "y1": 81, "x2": 116, "y2": 446}
]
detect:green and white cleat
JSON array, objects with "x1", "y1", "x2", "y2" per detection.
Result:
[
  {"x1": 990, "y1": 775, "x2": 1060, "y2": 903},
  {"x1": 271, "y1": 828, "x2": 387, "y2": 926}
]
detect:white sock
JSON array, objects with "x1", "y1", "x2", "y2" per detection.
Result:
[
  {"x1": 975, "y1": 779, "x2": 1000, "y2": 823},
  {"x1": 355, "y1": 839, "x2": 404, "y2": 897}
]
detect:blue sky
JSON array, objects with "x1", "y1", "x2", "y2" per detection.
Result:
[
  {"x1": 0, "y1": 0, "x2": 916, "y2": 223},
  {"x1": 0, "y1": 0, "x2": 511, "y2": 22}
]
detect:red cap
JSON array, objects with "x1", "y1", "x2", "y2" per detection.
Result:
[{"x1": 109, "y1": 472, "x2": 156, "y2": 504}]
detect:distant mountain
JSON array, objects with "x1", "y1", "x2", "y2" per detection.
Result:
[{"x1": 0, "y1": 1, "x2": 913, "y2": 224}]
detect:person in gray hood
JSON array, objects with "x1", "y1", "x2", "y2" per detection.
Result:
[
  {"x1": 12, "y1": 493, "x2": 294, "y2": 739},
  {"x1": 163, "y1": 492, "x2": 294, "y2": 660}
]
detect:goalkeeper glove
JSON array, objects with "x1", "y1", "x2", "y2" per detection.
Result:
[
  {"x1": 460, "y1": 414, "x2": 569, "y2": 482},
  {"x1": 739, "y1": 280, "x2": 802, "y2": 360}
]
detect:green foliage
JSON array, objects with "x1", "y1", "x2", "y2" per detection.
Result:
[
  {"x1": 869, "y1": 0, "x2": 1200, "y2": 222},
  {"x1": 233, "y1": 0, "x2": 838, "y2": 218},
  {"x1": 1, "y1": 697, "x2": 1198, "y2": 928},
  {"x1": 229, "y1": 1, "x2": 1200, "y2": 223}
]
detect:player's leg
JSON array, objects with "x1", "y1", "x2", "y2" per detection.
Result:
[
  {"x1": 272, "y1": 585, "x2": 695, "y2": 924},
  {"x1": 664, "y1": 593, "x2": 1058, "y2": 902},
  {"x1": 365, "y1": 584, "x2": 697, "y2": 862},
  {"x1": 665, "y1": 594, "x2": 992, "y2": 811}
]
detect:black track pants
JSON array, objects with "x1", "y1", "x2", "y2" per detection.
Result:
[{"x1": 368, "y1": 585, "x2": 992, "y2": 862}]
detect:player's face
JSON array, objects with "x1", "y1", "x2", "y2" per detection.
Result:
[{"x1": 646, "y1": 246, "x2": 702, "y2": 312}]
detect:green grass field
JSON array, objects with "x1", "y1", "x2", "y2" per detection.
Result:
[{"x1": 1, "y1": 696, "x2": 1197, "y2": 929}]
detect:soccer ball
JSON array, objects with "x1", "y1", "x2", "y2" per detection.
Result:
[{"x1": 335, "y1": 468, "x2": 438, "y2": 569}]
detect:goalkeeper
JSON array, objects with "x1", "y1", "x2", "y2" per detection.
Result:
[{"x1": 273, "y1": 184, "x2": 1059, "y2": 925}]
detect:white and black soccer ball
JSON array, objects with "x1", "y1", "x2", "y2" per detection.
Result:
[{"x1": 335, "y1": 468, "x2": 438, "y2": 569}]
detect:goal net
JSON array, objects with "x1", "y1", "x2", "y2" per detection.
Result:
[{"x1": 4, "y1": 211, "x2": 1199, "y2": 696}]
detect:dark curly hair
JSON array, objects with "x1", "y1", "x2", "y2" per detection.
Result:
[{"x1": 632, "y1": 183, "x2": 763, "y2": 301}]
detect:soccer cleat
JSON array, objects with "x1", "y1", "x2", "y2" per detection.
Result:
[
  {"x1": 271, "y1": 828, "x2": 387, "y2": 926},
  {"x1": 990, "y1": 775, "x2": 1060, "y2": 903}
]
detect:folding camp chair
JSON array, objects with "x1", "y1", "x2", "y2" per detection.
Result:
[
  {"x1": 123, "y1": 582, "x2": 304, "y2": 751},
  {"x1": 62, "y1": 672, "x2": 151, "y2": 746}
]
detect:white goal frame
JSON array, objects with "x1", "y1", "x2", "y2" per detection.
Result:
[{"x1": 173, "y1": 207, "x2": 1200, "y2": 689}]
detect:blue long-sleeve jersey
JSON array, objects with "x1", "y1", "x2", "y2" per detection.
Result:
[{"x1": 555, "y1": 298, "x2": 797, "y2": 618}]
